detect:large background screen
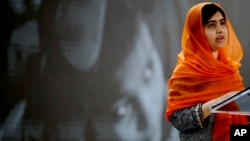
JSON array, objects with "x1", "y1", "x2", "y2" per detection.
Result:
[{"x1": 0, "y1": 0, "x2": 249, "y2": 140}]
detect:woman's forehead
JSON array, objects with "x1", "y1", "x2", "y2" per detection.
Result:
[{"x1": 206, "y1": 11, "x2": 225, "y2": 23}]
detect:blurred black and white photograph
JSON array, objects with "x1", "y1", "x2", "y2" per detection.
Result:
[{"x1": 0, "y1": 0, "x2": 250, "y2": 140}]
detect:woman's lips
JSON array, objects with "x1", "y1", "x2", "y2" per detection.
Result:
[{"x1": 216, "y1": 36, "x2": 224, "y2": 42}]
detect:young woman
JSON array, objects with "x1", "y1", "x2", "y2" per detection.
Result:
[{"x1": 165, "y1": 2, "x2": 248, "y2": 141}]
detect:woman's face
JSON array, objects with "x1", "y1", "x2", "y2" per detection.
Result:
[
  {"x1": 203, "y1": 11, "x2": 228, "y2": 51},
  {"x1": 113, "y1": 20, "x2": 166, "y2": 141}
]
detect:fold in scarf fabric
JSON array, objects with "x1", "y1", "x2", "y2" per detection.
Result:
[{"x1": 165, "y1": 2, "x2": 248, "y2": 140}]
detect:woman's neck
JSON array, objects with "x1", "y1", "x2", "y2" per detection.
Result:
[{"x1": 212, "y1": 51, "x2": 219, "y2": 59}]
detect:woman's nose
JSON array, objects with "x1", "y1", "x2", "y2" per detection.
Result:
[{"x1": 216, "y1": 26, "x2": 222, "y2": 34}]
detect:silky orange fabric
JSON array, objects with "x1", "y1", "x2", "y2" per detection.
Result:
[{"x1": 165, "y1": 2, "x2": 248, "y2": 140}]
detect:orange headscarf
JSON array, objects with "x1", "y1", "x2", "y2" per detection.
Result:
[{"x1": 165, "y1": 2, "x2": 248, "y2": 140}]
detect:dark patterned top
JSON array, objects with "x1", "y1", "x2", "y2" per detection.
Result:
[{"x1": 170, "y1": 104, "x2": 215, "y2": 141}]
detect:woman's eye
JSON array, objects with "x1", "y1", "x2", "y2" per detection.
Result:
[
  {"x1": 111, "y1": 99, "x2": 132, "y2": 121},
  {"x1": 207, "y1": 23, "x2": 215, "y2": 28},
  {"x1": 220, "y1": 21, "x2": 226, "y2": 25}
]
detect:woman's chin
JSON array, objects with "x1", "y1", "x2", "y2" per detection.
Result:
[{"x1": 212, "y1": 45, "x2": 225, "y2": 51}]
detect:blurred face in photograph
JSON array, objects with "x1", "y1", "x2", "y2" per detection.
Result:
[{"x1": 52, "y1": 1, "x2": 166, "y2": 140}]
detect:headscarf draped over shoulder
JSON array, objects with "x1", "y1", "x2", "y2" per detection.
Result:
[{"x1": 165, "y1": 2, "x2": 248, "y2": 140}]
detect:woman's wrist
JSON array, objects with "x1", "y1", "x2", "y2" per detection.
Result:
[
  {"x1": 195, "y1": 104, "x2": 206, "y2": 128},
  {"x1": 201, "y1": 102, "x2": 211, "y2": 119}
]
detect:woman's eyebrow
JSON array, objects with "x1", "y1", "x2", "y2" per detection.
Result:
[{"x1": 206, "y1": 18, "x2": 226, "y2": 24}]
